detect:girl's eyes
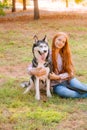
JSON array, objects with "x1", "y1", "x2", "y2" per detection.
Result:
[
  {"x1": 57, "y1": 39, "x2": 65, "y2": 43},
  {"x1": 57, "y1": 39, "x2": 64, "y2": 43}
]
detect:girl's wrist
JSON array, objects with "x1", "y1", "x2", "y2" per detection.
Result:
[{"x1": 55, "y1": 75, "x2": 61, "y2": 80}]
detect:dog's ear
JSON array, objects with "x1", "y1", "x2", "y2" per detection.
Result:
[
  {"x1": 43, "y1": 35, "x2": 48, "y2": 42},
  {"x1": 33, "y1": 35, "x2": 38, "y2": 43}
]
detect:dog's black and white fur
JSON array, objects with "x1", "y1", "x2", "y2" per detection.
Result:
[{"x1": 21, "y1": 35, "x2": 52, "y2": 100}]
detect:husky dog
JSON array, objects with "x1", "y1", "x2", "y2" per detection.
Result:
[{"x1": 21, "y1": 35, "x2": 52, "y2": 100}]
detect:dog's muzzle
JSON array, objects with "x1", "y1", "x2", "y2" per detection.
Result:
[{"x1": 38, "y1": 50, "x2": 47, "y2": 55}]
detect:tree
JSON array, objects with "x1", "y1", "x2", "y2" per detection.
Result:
[
  {"x1": 12, "y1": 0, "x2": 16, "y2": 12},
  {"x1": 23, "y1": 0, "x2": 26, "y2": 10},
  {"x1": 66, "y1": 0, "x2": 68, "y2": 7},
  {"x1": 33, "y1": 0, "x2": 40, "y2": 20}
]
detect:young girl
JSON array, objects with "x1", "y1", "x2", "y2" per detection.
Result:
[{"x1": 49, "y1": 32, "x2": 87, "y2": 98}]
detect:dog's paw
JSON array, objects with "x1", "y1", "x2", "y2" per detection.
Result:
[
  {"x1": 20, "y1": 81, "x2": 29, "y2": 88},
  {"x1": 35, "y1": 95, "x2": 40, "y2": 100},
  {"x1": 20, "y1": 83, "x2": 26, "y2": 88},
  {"x1": 47, "y1": 92, "x2": 52, "y2": 98}
]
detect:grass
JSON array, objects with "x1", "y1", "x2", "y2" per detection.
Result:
[{"x1": 0, "y1": 14, "x2": 87, "y2": 130}]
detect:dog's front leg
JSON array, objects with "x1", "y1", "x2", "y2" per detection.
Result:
[
  {"x1": 35, "y1": 77, "x2": 40, "y2": 100},
  {"x1": 46, "y1": 79, "x2": 52, "y2": 98}
]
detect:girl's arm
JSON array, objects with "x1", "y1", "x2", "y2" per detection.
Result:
[
  {"x1": 27, "y1": 64, "x2": 46, "y2": 77},
  {"x1": 58, "y1": 73, "x2": 71, "y2": 80},
  {"x1": 49, "y1": 72, "x2": 61, "y2": 80},
  {"x1": 49, "y1": 72, "x2": 74, "y2": 81}
]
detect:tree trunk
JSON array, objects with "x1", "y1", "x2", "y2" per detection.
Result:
[
  {"x1": 12, "y1": 0, "x2": 16, "y2": 12},
  {"x1": 23, "y1": 0, "x2": 26, "y2": 10},
  {"x1": 33, "y1": 0, "x2": 40, "y2": 20},
  {"x1": 66, "y1": 0, "x2": 68, "y2": 8}
]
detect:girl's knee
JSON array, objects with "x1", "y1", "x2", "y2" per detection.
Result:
[
  {"x1": 53, "y1": 85, "x2": 67, "y2": 97},
  {"x1": 53, "y1": 85, "x2": 80, "y2": 98}
]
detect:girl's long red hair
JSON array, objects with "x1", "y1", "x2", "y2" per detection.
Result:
[{"x1": 52, "y1": 32, "x2": 74, "y2": 76}]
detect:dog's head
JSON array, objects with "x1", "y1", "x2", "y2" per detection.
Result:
[{"x1": 32, "y1": 35, "x2": 50, "y2": 61}]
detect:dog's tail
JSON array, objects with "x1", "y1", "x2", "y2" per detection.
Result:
[{"x1": 20, "y1": 81, "x2": 29, "y2": 88}]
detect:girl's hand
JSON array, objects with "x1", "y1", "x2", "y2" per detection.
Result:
[{"x1": 49, "y1": 72, "x2": 61, "y2": 80}]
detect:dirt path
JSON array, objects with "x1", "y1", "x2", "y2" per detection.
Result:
[{"x1": 0, "y1": 63, "x2": 29, "y2": 79}]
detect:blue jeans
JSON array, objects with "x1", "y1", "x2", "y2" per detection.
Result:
[{"x1": 53, "y1": 78, "x2": 87, "y2": 98}]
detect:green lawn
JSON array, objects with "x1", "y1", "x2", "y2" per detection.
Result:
[{"x1": 0, "y1": 14, "x2": 87, "y2": 130}]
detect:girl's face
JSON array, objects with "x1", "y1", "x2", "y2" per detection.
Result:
[{"x1": 55, "y1": 35, "x2": 66, "y2": 49}]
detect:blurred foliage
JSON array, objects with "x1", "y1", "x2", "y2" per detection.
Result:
[
  {"x1": 0, "y1": 0, "x2": 12, "y2": 16},
  {"x1": 60, "y1": 0, "x2": 86, "y2": 5},
  {"x1": 61, "y1": 0, "x2": 71, "y2": 2},
  {"x1": 81, "y1": 0, "x2": 87, "y2": 6},
  {"x1": 0, "y1": 8, "x2": 5, "y2": 16},
  {"x1": 0, "y1": 0, "x2": 12, "y2": 8},
  {"x1": 75, "y1": 0, "x2": 84, "y2": 4},
  {"x1": 0, "y1": 2, "x2": 5, "y2": 16}
]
